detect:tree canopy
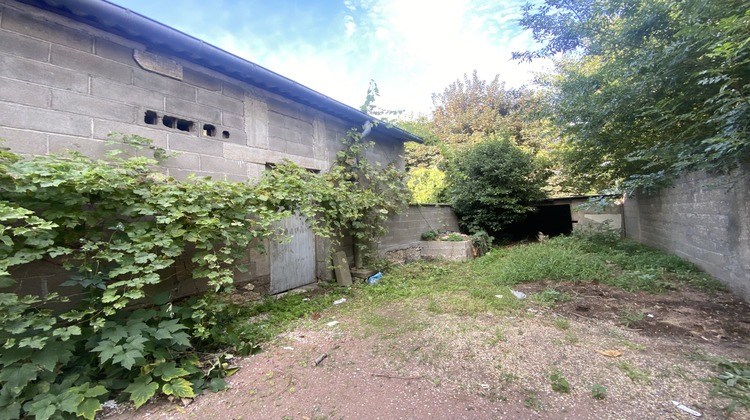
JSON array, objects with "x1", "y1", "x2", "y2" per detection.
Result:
[{"x1": 517, "y1": 0, "x2": 750, "y2": 193}]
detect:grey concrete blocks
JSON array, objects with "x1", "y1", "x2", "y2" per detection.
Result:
[
  {"x1": 52, "y1": 90, "x2": 136, "y2": 123},
  {"x1": 200, "y1": 155, "x2": 247, "y2": 176},
  {"x1": 90, "y1": 77, "x2": 164, "y2": 110},
  {"x1": 168, "y1": 132, "x2": 224, "y2": 157},
  {"x1": 182, "y1": 67, "x2": 221, "y2": 92},
  {"x1": 165, "y1": 97, "x2": 221, "y2": 124},
  {"x1": 93, "y1": 39, "x2": 137, "y2": 67},
  {"x1": 1, "y1": 6, "x2": 93, "y2": 52},
  {"x1": 92, "y1": 118, "x2": 169, "y2": 146},
  {"x1": 51, "y1": 45, "x2": 132, "y2": 84},
  {"x1": 0, "y1": 102, "x2": 90, "y2": 136},
  {"x1": 0, "y1": 76, "x2": 50, "y2": 107},
  {"x1": 134, "y1": 70, "x2": 196, "y2": 102},
  {"x1": 0, "y1": 126, "x2": 48, "y2": 155},
  {"x1": 0, "y1": 29, "x2": 50, "y2": 62},
  {"x1": 0, "y1": 54, "x2": 88, "y2": 93},
  {"x1": 197, "y1": 89, "x2": 244, "y2": 115},
  {"x1": 221, "y1": 111, "x2": 245, "y2": 131}
]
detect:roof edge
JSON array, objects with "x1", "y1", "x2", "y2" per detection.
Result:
[{"x1": 17, "y1": 0, "x2": 423, "y2": 143}]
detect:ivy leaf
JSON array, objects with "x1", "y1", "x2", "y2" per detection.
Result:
[
  {"x1": 91, "y1": 340, "x2": 121, "y2": 364},
  {"x1": 124, "y1": 375, "x2": 159, "y2": 409},
  {"x1": 152, "y1": 362, "x2": 189, "y2": 382},
  {"x1": 0, "y1": 277, "x2": 16, "y2": 288},
  {"x1": 112, "y1": 348, "x2": 142, "y2": 370},
  {"x1": 31, "y1": 342, "x2": 69, "y2": 371},
  {"x1": 0, "y1": 363, "x2": 38, "y2": 394},
  {"x1": 208, "y1": 377, "x2": 228, "y2": 392},
  {"x1": 58, "y1": 391, "x2": 85, "y2": 413},
  {"x1": 162, "y1": 377, "x2": 195, "y2": 398},
  {"x1": 76, "y1": 398, "x2": 102, "y2": 420},
  {"x1": 22, "y1": 396, "x2": 56, "y2": 420}
]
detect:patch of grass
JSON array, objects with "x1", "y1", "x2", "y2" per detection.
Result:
[
  {"x1": 687, "y1": 351, "x2": 750, "y2": 413},
  {"x1": 589, "y1": 384, "x2": 607, "y2": 400},
  {"x1": 474, "y1": 238, "x2": 608, "y2": 285},
  {"x1": 426, "y1": 299, "x2": 443, "y2": 313},
  {"x1": 554, "y1": 318, "x2": 571, "y2": 330},
  {"x1": 619, "y1": 306, "x2": 646, "y2": 328},
  {"x1": 617, "y1": 361, "x2": 652, "y2": 384},
  {"x1": 532, "y1": 287, "x2": 575, "y2": 306},
  {"x1": 549, "y1": 369, "x2": 571, "y2": 393},
  {"x1": 524, "y1": 393, "x2": 543, "y2": 411}
]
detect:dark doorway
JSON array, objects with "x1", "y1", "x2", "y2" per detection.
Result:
[{"x1": 503, "y1": 204, "x2": 573, "y2": 240}]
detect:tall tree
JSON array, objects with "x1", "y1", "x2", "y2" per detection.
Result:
[{"x1": 517, "y1": 0, "x2": 750, "y2": 193}]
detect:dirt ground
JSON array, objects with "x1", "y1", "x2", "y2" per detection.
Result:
[{"x1": 102, "y1": 282, "x2": 750, "y2": 420}]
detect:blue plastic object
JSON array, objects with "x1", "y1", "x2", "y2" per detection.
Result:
[{"x1": 367, "y1": 272, "x2": 382, "y2": 285}]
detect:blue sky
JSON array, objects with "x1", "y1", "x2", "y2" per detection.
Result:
[{"x1": 111, "y1": 0, "x2": 549, "y2": 116}]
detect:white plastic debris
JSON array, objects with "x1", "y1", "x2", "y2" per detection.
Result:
[
  {"x1": 303, "y1": 298, "x2": 310, "y2": 301},
  {"x1": 101, "y1": 400, "x2": 118, "y2": 410},
  {"x1": 672, "y1": 401, "x2": 702, "y2": 417},
  {"x1": 647, "y1": 314, "x2": 654, "y2": 318},
  {"x1": 333, "y1": 298, "x2": 346, "y2": 305},
  {"x1": 326, "y1": 321, "x2": 340, "y2": 327},
  {"x1": 495, "y1": 295, "x2": 504, "y2": 299},
  {"x1": 511, "y1": 290, "x2": 527, "y2": 299},
  {"x1": 283, "y1": 346, "x2": 294, "y2": 350}
]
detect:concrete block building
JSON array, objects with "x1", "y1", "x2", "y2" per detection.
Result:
[{"x1": 0, "y1": 0, "x2": 422, "y2": 297}]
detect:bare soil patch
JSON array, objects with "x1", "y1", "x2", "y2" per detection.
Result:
[{"x1": 102, "y1": 283, "x2": 750, "y2": 420}]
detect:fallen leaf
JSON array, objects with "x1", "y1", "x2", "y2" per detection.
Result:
[{"x1": 596, "y1": 349, "x2": 623, "y2": 357}]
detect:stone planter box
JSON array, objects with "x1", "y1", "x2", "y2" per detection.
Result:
[{"x1": 420, "y1": 240, "x2": 474, "y2": 261}]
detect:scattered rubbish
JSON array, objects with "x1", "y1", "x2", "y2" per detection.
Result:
[
  {"x1": 313, "y1": 353, "x2": 327, "y2": 366},
  {"x1": 511, "y1": 290, "x2": 527, "y2": 299},
  {"x1": 326, "y1": 321, "x2": 339, "y2": 327},
  {"x1": 647, "y1": 314, "x2": 654, "y2": 318},
  {"x1": 495, "y1": 295, "x2": 503, "y2": 299},
  {"x1": 672, "y1": 401, "x2": 702, "y2": 417},
  {"x1": 367, "y1": 272, "x2": 383, "y2": 285},
  {"x1": 479, "y1": 384, "x2": 490, "y2": 389},
  {"x1": 333, "y1": 298, "x2": 346, "y2": 305},
  {"x1": 302, "y1": 298, "x2": 310, "y2": 301},
  {"x1": 283, "y1": 346, "x2": 294, "y2": 351},
  {"x1": 527, "y1": 309, "x2": 538, "y2": 313},
  {"x1": 101, "y1": 400, "x2": 118, "y2": 410},
  {"x1": 596, "y1": 349, "x2": 624, "y2": 358}
]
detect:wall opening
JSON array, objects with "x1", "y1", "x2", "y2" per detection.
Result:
[
  {"x1": 176, "y1": 119, "x2": 193, "y2": 132},
  {"x1": 144, "y1": 110, "x2": 158, "y2": 125},
  {"x1": 203, "y1": 124, "x2": 216, "y2": 137},
  {"x1": 222, "y1": 130, "x2": 230, "y2": 139},
  {"x1": 162, "y1": 115, "x2": 176, "y2": 129},
  {"x1": 504, "y1": 204, "x2": 573, "y2": 241}
]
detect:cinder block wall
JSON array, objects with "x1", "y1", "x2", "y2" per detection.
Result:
[
  {"x1": 623, "y1": 163, "x2": 750, "y2": 302},
  {"x1": 0, "y1": 1, "x2": 404, "y2": 298},
  {"x1": 375, "y1": 205, "x2": 460, "y2": 254}
]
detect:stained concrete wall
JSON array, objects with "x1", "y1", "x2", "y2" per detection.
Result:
[
  {"x1": 374, "y1": 205, "x2": 460, "y2": 261},
  {"x1": 623, "y1": 164, "x2": 750, "y2": 302},
  {"x1": 0, "y1": 1, "x2": 406, "y2": 298}
]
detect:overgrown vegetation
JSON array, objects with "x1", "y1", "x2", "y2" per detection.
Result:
[
  {"x1": 516, "y1": 0, "x2": 750, "y2": 193},
  {"x1": 0, "y1": 118, "x2": 407, "y2": 419}
]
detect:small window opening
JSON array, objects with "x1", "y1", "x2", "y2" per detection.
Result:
[
  {"x1": 144, "y1": 110, "x2": 158, "y2": 125},
  {"x1": 162, "y1": 115, "x2": 176, "y2": 129},
  {"x1": 222, "y1": 130, "x2": 230, "y2": 139},
  {"x1": 203, "y1": 124, "x2": 216, "y2": 137},
  {"x1": 176, "y1": 119, "x2": 193, "y2": 132}
]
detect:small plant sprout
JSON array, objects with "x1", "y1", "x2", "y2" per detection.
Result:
[{"x1": 589, "y1": 384, "x2": 607, "y2": 400}]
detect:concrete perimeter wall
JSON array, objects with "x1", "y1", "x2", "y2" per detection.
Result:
[
  {"x1": 375, "y1": 205, "x2": 460, "y2": 262},
  {"x1": 0, "y1": 1, "x2": 405, "y2": 299},
  {"x1": 623, "y1": 163, "x2": 750, "y2": 301}
]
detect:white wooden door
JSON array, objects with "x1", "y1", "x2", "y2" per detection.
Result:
[{"x1": 269, "y1": 213, "x2": 315, "y2": 294}]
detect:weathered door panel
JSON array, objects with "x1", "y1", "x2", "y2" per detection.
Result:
[{"x1": 269, "y1": 213, "x2": 315, "y2": 294}]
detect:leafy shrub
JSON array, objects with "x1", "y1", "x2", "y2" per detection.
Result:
[
  {"x1": 445, "y1": 138, "x2": 549, "y2": 237},
  {"x1": 0, "y1": 129, "x2": 408, "y2": 419},
  {"x1": 407, "y1": 167, "x2": 446, "y2": 203}
]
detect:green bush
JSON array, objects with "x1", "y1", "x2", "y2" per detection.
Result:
[
  {"x1": 445, "y1": 138, "x2": 549, "y2": 237},
  {"x1": 0, "y1": 130, "x2": 408, "y2": 419}
]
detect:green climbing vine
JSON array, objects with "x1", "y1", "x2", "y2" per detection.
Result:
[{"x1": 0, "y1": 111, "x2": 408, "y2": 419}]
